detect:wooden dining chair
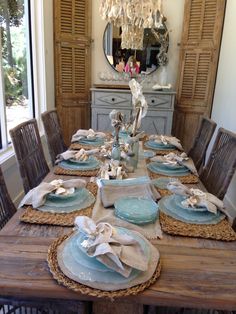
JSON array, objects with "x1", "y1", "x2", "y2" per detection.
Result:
[
  {"x1": 9, "y1": 119, "x2": 50, "y2": 193},
  {"x1": 0, "y1": 171, "x2": 92, "y2": 313},
  {"x1": 200, "y1": 128, "x2": 236, "y2": 200},
  {"x1": 0, "y1": 167, "x2": 16, "y2": 230},
  {"x1": 41, "y1": 109, "x2": 67, "y2": 165},
  {"x1": 188, "y1": 116, "x2": 217, "y2": 171}
]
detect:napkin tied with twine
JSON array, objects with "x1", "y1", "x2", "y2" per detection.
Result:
[
  {"x1": 71, "y1": 129, "x2": 106, "y2": 143},
  {"x1": 19, "y1": 179, "x2": 86, "y2": 208},
  {"x1": 56, "y1": 148, "x2": 99, "y2": 164},
  {"x1": 75, "y1": 216, "x2": 148, "y2": 278},
  {"x1": 149, "y1": 134, "x2": 183, "y2": 151},
  {"x1": 151, "y1": 152, "x2": 198, "y2": 176},
  {"x1": 167, "y1": 181, "x2": 224, "y2": 215}
]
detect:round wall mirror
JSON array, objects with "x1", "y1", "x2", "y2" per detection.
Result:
[{"x1": 103, "y1": 21, "x2": 169, "y2": 76}]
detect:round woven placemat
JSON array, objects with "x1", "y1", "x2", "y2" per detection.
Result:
[
  {"x1": 159, "y1": 211, "x2": 236, "y2": 241},
  {"x1": 47, "y1": 233, "x2": 161, "y2": 299},
  {"x1": 155, "y1": 187, "x2": 172, "y2": 197},
  {"x1": 148, "y1": 170, "x2": 199, "y2": 184},
  {"x1": 20, "y1": 183, "x2": 98, "y2": 226},
  {"x1": 54, "y1": 166, "x2": 100, "y2": 177}
]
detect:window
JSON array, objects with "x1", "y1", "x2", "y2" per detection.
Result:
[{"x1": 0, "y1": 0, "x2": 34, "y2": 150}]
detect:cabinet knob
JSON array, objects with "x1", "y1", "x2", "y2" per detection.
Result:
[
  {"x1": 151, "y1": 99, "x2": 155, "y2": 103},
  {"x1": 112, "y1": 98, "x2": 115, "y2": 102}
]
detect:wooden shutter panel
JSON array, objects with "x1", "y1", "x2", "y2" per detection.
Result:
[
  {"x1": 173, "y1": 0, "x2": 226, "y2": 151},
  {"x1": 54, "y1": 0, "x2": 91, "y2": 145}
]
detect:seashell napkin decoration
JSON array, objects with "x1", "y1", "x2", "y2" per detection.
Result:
[
  {"x1": 167, "y1": 181, "x2": 224, "y2": 215},
  {"x1": 99, "y1": 159, "x2": 129, "y2": 180},
  {"x1": 56, "y1": 148, "x2": 100, "y2": 164},
  {"x1": 75, "y1": 216, "x2": 149, "y2": 278}
]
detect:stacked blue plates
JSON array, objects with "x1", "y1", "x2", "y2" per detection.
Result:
[
  {"x1": 114, "y1": 196, "x2": 158, "y2": 225},
  {"x1": 159, "y1": 195, "x2": 225, "y2": 224},
  {"x1": 58, "y1": 227, "x2": 150, "y2": 289},
  {"x1": 59, "y1": 156, "x2": 100, "y2": 171},
  {"x1": 144, "y1": 140, "x2": 175, "y2": 150},
  {"x1": 78, "y1": 137, "x2": 104, "y2": 146},
  {"x1": 38, "y1": 188, "x2": 95, "y2": 213},
  {"x1": 147, "y1": 161, "x2": 190, "y2": 176}
]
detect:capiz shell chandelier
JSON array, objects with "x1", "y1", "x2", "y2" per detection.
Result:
[{"x1": 99, "y1": 0, "x2": 164, "y2": 50}]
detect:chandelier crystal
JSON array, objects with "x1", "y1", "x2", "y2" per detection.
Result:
[{"x1": 99, "y1": 0, "x2": 164, "y2": 50}]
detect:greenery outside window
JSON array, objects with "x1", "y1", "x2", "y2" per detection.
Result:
[{"x1": 0, "y1": 0, "x2": 34, "y2": 150}]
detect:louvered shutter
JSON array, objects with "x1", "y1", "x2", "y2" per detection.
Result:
[
  {"x1": 54, "y1": 0, "x2": 91, "y2": 144},
  {"x1": 173, "y1": 0, "x2": 226, "y2": 151}
]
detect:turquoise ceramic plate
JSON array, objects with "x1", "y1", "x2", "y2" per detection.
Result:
[
  {"x1": 69, "y1": 156, "x2": 98, "y2": 165},
  {"x1": 147, "y1": 162, "x2": 190, "y2": 176},
  {"x1": 159, "y1": 195, "x2": 225, "y2": 224},
  {"x1": 59, "y1": 158, "x2": 100, "y2": 171},
  {"x1": 38, "y1": 188, "x2": 95, "y2": 213},
  {"x1": 47, "y1": 188, "x2": 80, "y2": 201},
  {"x1": 144, "y1": 140, "x2": 175, "y2": 150},
  {"x1": 60, "y1": 227, "x2": 150, "y2": 284},
  {"x1": 78, "y1": 137, "x2": 104, "y2": 146},
  {"x1": 143, "y1": 150, "x2": 156, "y2": 158},
  {"x1": 152, "y1": 177, "x2": 180, "y2": 190},
  {"x1": 114, "y1": 196, "x2": 158, "y2": 225}
]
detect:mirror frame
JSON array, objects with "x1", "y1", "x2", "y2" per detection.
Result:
[{"x1": 103, "y1": 22, "x2": 169, "y2": 76}]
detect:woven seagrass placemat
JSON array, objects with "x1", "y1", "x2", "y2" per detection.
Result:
[
  {"x1": 54, "y1": 166, "x2": 100, "y2": 177},
  {"x1": 155, "y1": 188, "x2": 172, "y2": 197},
  {"x1": 148, "y1": 170, "x2": 199, "y2": 184},
  {"x1": 20, "y1": 183, "x2": 98, "y2": 226},
  {"x1": 159, "y1": 211, "x2": 236, "y2": 241},
  {"x1": 47, "y1": 233, "x2": 162, "y2": 299}
]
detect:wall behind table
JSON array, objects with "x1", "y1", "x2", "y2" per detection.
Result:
[
  {"x1": 91, "y1": 0, "x2": 185, "y2": 89},
  {"x1": 208, "y1": 0, "x2": 236, "y2": 211}
]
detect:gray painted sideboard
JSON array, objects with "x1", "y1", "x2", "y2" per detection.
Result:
[{"x1": 90, "y1": 88, "x2": 175, "y2": 135}]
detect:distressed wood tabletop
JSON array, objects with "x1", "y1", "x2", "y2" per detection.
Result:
[{"x1": 0, "y1": 167, "x2": 236, "y2": 311}]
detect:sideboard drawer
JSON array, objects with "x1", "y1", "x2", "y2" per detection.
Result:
[
  {"x1": 93, "y1": 91, "x2": 131, "y2": 107},
  {"x1": 145, "y1": 94, "x2": 173, "y2": 109}
]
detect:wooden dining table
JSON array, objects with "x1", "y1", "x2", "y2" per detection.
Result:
[{"x1": 0, "y1": 163, "x2": 236, "y2": 313}]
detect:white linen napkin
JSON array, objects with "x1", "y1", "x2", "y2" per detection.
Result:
[
  {"x1": 151, "y1": 152, "x2": 198, "y2": 176},
  {"x1": 75, "y1": 216, "x2": 148, "y2": 278},
  {"x1": 149, "y1": 134, "x2": 183, "y2": 151},
  {"x1": 19, "y1": 178, "x2": 86, "y2": 208},
  {"x1": 98, "y1": 176, "x2": 160, "y2": 208},
  {"x1": 56, "y1": 148, "x2": 100, "y2": 164},
  {"x1": 71, "y1": 128, "x2": 106, "y2": 143},
  {"x1": 167, "y1": 181, "x2": 224, "y2": 215}
]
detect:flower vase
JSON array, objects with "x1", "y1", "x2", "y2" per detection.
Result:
[
  {"x1": 111, "y1": 139, "x2": 121, "y2": 161},
  {"x1": 128, "y1": 140, "x2": 139, "y2": 169},
  {"x1": 159, "y1": 66, "x2": 167, "y2": 86}
]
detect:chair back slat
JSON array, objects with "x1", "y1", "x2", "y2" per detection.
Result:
[
  {"x1": 200, "y1": 128, "x2": 236, "y2": 199},
  {"x1": 41, "y1": 110, "x2": 67, "y2": 165},
  {"x1": 0, "y1": 167, "x2": 16, "y2": 229},
  {"x1": 10, "y1": 119, "x2": 49, "y2": 193},
  {"x1": 188, "y1": 117, "x2": 216, "y2": 171}
]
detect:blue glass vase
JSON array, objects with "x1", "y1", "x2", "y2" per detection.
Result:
[
  {"x1": 111, "y1": 140, "x2": 121, "y2": 161},
  {"x1": 128, "y1": 140, "x2": 139, "y2": 169}
]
